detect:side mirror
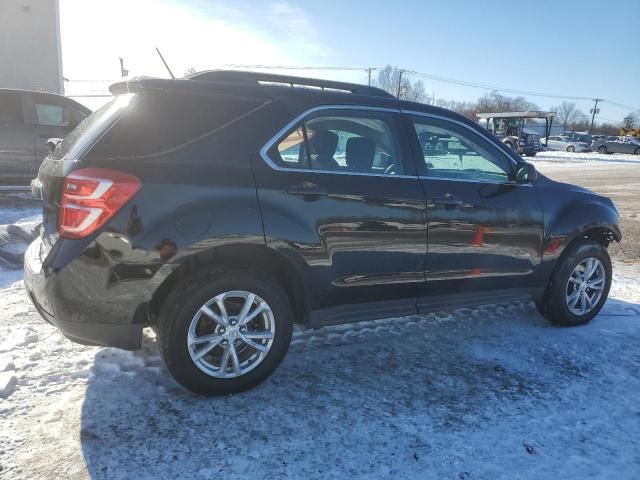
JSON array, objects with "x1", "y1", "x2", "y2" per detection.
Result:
[
  {"x1": 515, "y1": 162, "x2": 537, "y2": 184},
  {"x1": 45, "y1": 137, "x2": 63, "y2": 155}
]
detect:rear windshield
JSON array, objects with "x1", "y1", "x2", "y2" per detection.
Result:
[
  {"x1": 88, "y1": 92, "x2": 263, "y2": 160},
  {"x1": 52, "y1": 94, "x2": 134, "y2": 160}
]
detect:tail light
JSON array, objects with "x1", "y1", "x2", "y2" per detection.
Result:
[{"x1": 59, "y1": 168, "x2": 141, "y2": 239}]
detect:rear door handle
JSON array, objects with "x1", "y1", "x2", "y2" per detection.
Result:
[
  {"x1": 286, "y1": 182, "x2": 328, "y2": 200},
  {"x1": 431, "y1": 194, "x2": 463, "y2": 207}
]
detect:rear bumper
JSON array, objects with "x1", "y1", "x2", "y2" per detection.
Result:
[{"x1": 24, "y1": 238, "x2": 144, "y2": 350}]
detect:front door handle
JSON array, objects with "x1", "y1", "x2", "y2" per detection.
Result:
[
  {"x1": 286, "y1": 182, "x2": 328, "y2": 201},
  {"x1": 431, "y1": 194, "x2": 463, "y2": 207}
]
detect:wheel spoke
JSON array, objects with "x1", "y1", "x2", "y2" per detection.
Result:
[
  {"x1": 189, "y1": 333, "x2": 222, "y2": 346},
  {"x1": 219, "y1": 346, "x2": 231, "y2": 374},
  {"x1": 191, "y1": 336, "x2": 223, "y2": 361},
  {"x1": 229, "y1": 343, "x2": 241, "y2": 376},
  {"x1": 237, "y1": 293, "x2": 256, "y2": 325},
  {"x1": 584, "y1": 259, "x2": 597, "y2": 281},
  {"x1": 567, "y1": 289, "x2": 581, "y2": 307},
  {"x1": 584, "y1": 291, "x2": 594, "y2": 310},
  {"x1": 579, "y1": 292, "x2": 587, "y2": 314},
  {"x1": 242, "y1": 330, "x2": 274, "y2": 340},
  {"x1": 241, "y1": 303, "x2": 268, "y2": 326},
  {"x1": 241, "y1": 337, "x2": 269, "y2": 352},
  {"x1": 200, "y1": 304, "x2": 228, "y2": 327}
]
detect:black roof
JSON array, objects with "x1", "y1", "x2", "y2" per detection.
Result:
[{"x1": 108, "y1": 70, "x2": 480, "y2": 128}]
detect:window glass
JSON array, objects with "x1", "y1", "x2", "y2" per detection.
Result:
[
  {"x1": 0, "y1": 93, "x2": 24, "y2": 124},
  {"x1": 91, "y1": 92, "x2": 262, "y2": 159},
  {"x1": 271, "y1": 110, "x2": 403, "y2": 175},
  {"x1": 412, "y1": 117, "x2": 512, "y2": 183},
  {"x1": 35, "y1": 103, "x2": 65, "y2": 126}
]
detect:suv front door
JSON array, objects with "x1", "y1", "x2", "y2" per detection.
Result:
[
  {"x1": 254, "y1": 106, "x2": 428, "y2": 325},
  {"x1": 406, "y1": 113, "x2": 544, "y2": 306}
]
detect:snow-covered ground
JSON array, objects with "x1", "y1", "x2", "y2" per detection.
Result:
[
  {"x1": 533, "y1": 150, "x2": 640, "y2": 165},
  {"x1": 0, "y1": 158, "x2": 639, "y2": 479}
]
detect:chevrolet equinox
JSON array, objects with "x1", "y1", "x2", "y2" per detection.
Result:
[{"x1": 24, "y1": 71, "x2": 621, "y2": 395}]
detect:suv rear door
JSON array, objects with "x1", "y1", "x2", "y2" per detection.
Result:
[
  {"x1": 0, "y1": 90, "x2": 35, "y2": 180},
  {"x1": 254, "y1": 105, "x2": 428, "y2": 324},
  {"x1": 405, "y1": 112, "x2": 544, "y2": 305}
]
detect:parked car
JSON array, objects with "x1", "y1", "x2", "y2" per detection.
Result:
[
  {"x1": 592, "y1": 136, "x2": 640, "y2": 154},
  {"x1": 541, "y1": 135, "x2": 591, "y2": 152},
  {"x1": 562, "y1": 132, "x2": 593, "y2": 144},
  {"x1": 0, "y1": 89, "x2": 91, "y2": 183},
  {"x1": 24, "y1": 71, "x2": 621, "y2": 396},
  {"x1": 591, "y1": 135, "x2": 607, "y2": 142}
]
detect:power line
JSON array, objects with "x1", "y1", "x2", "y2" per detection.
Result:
[{"x1": 602, "y1": 99, "x2": 640, "y2": 112}]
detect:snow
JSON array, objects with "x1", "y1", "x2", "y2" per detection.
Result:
[
  {"x1": 533, "y1": 150, "x2": 640, "y2": 164},
  {"x1": 0, "y1": 160, "x2": 639, "y2": 479}
]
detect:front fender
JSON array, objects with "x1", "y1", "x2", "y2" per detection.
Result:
[{"x1": 543, "y1": 197, "x2": 621, "y2": 260}]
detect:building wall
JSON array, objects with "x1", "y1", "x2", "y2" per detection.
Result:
[{"x1": 0, "y1": 0, "x2": 63, "y2": 94}]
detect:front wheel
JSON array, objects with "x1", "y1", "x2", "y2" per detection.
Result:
[
  {"x1": 597, "y1": 146, "x2": 607, "y2": 154},
  {"x1": 634, "y1": 147, "x2": 640, "y2": 155},
  {"x1": 566, "y1": 145, "x2": 575, "y2": 152},
  {"x1": 537, "y1": 240, "x2": 612, "y2": 326},
  {"x1": 158, "y1": 270, "x2": 293, "y2": 395}
]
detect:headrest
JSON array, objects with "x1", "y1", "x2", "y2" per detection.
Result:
[
  {"x1": 346, "y1": 137, "x2": 375, "y2": 172},
  {"x1": 309, "y1": 130, "x2": 338, "y2": 157}
]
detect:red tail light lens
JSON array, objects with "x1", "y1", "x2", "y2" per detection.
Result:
[{"x1": 59, "y1": 168, "x2": 141, "y2": 239}]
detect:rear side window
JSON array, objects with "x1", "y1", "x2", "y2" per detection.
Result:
[
  {"x1": 91, "y1": 93, "x2": 262, "y2": 159},
  {"x1": 0, "y1": 92, "x2": 24, "y2": 124},
  {"x1": 35, "y1": 103, "x2": 64, "y2": 126}
]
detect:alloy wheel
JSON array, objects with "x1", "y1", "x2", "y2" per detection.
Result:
[
  {"x1": 187, "y1": 290, "x2": 276, "y2": 378},
  {"x1": 565, "y1": 257, "x2": 606, "y2": 316}
]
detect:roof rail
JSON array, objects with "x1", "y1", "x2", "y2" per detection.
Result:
[{"x1": 186, "y1": 70, "x2": 394, "y2": 98}]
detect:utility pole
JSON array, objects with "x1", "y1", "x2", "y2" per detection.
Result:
[
  {"x1": 119, "y1": 57, "x2": 128, "y2": 78},
  {"x1": 396, "y1": 70, "x2": 403, "y2": 99},
  {"x1": 366, "y1": 67, "x2": 374, "y2": 87},
  {"x1": 589, "y1": 98, "x2": 601, "y2": 134}
]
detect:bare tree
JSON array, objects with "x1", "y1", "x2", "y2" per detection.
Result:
[
  {"x1": 373, "y1": 65, "x2": 427, "y2": 102},
  {"x1": 553, "y1": 102, "x2": 586, "y2": 131},
  {"x1": 183, "y1": 66, "x2": 197, "y2": 77}
]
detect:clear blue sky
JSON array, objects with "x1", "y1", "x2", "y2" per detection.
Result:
[{"x1": 62, "y1": 0, "x2": 640, "y2": 122}]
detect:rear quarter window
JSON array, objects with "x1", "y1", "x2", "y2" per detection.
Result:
[{"x1": 90, "y1": 92, "x2": 263, "y2": 159}]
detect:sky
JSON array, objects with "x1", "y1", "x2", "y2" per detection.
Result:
[{"x1": 60, "y1": 0, "x2": 640, "y2": 123}]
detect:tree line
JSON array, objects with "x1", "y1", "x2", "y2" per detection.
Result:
[{"x1": 372, "y1": 65, "x2": 626, "y2": 135}]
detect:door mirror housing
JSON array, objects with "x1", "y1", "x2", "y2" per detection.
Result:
[
  {"x1": 45, "y1": 137, "x2": 63, "y2": 155},
  {"x1": 514, "y1": 162, "x2": 537, "y2": 184}
]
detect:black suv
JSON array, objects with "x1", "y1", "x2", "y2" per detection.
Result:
[{"x1": 24, "y1": 71, "x2": 621, "y2": 395}]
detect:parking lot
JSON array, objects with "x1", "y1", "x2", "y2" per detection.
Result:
[{"x1": 0, "y1": 154, "x2": 639, "y2": 480}]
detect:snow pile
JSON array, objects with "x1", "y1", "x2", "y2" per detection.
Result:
[{"x1": 534, "y1": 151, "x2": 640, "y2": 164}]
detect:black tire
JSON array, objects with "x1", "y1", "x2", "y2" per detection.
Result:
[
  {"x1": 537, "y1": 240, "x2": 612, "y2": 327},
  {"x1": 634, "y1": 147, "x2": 640, "y2": 155},
  {"x1": 525, "y1": 152, "x2": 537, "y2": 157},
  {"x1": 157, "y1": 269, "x2": 293, "y2": 396},
  {"x1": 566, "y1": 145, "x2": 575, "y2": 152},
  {"x1": 597, "y1": 146, "x2": 607, "y2": 154}
]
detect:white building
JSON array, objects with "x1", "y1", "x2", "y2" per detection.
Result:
[{"x1": 0, "y1": 0, "x2": 63, "y2": 94}]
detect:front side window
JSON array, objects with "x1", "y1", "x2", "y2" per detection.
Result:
[
  {"x1": 412, "y1": 116, "x2": 513, "y2": 183},
  {"x1": 271, "y1": 109, "x2": 404, "y2": 175}
]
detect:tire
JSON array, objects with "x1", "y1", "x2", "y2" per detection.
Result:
[
  {"x1": 525, "y1": 152, "x2": 537, "y2": 157},
  {"x1": 537, "y1": 240, "x2": 612, "y2": 327},
  {"x1": 504, "y1": 141, "x2": 516, "y2": 151},
  {"x1": 158, "y1": 269, "x2": 293, "y2": 396},
  {"x1": 597, "y1": 146, "x2": 607, "y2": 154},
  {"x1": 634, "y1": 147, "x2": 640, "y2": 155},
  {"x1": 566, "y1": 145, "x2": 575, "y2": 152}
]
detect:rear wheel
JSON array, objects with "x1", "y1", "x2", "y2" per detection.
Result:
[
  {"x1": 158, "y1": 270, "x2": 293, "y2": 395},
  {"x1": 537, "y1": 240, "x2": 612, "y2": 326},
  {"x1": 566, "y1": 145, "x2": 575, "y2": 152},
  {"x1": 634, "y1": 147, "x2": 640, "y2": 155},
  {"x1": 597, "y1": 146, "x2": 607, "y2": 154}
]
